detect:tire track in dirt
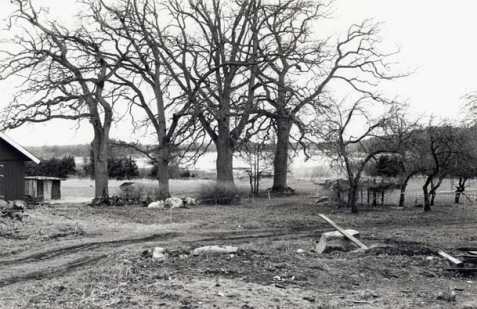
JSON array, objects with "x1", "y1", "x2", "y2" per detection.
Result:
[
  {"x1": 0, "y1": 255, "x2": 107, "y2": 288},
  {"x1": 0, "y1": 232, "x2": 179, "y2": 288},
  {"x1": 0, "y1": 227, "x2": 326, "y2": 289},
  {"x1": 0, "y1": 232, "x2": 178, "y2": 266}
]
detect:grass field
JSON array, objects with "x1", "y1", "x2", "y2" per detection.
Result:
[{"x1": 1, "y1": 176, "x2": 477, "y2": 308}]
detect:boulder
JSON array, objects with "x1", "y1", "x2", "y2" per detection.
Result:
[
  {"x1": 165, "y1": 197, "x2": 184, "y2": 209},
  {"x1": 184, "y1": 197, "x2": 198, "y2": 206},
  {"x1": 192, "y1": 245, "x2": 238, "y2": 256},
  {"x1": 0, "y1": 199, "x2": 8, "y2": 208},
  {"x1": 152, "y1": 247, "x2": 167, "y2": 262},
  {"x1": 14, "y1": 200, "x2": 26, "y2": 209},
  {"x1": 148, "y1": 201, "x2": 164, "y2": 209},
  {"x1": 315, "y1": 229, "x2": 360, "y2": 254}
]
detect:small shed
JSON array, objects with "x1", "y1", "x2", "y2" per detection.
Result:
[
  {"x1": 0, "y1": 132, "x2": 41, "y2": 201},
  {"x1": 25, "y1": 176, "x2": 65, "y2": 201}
]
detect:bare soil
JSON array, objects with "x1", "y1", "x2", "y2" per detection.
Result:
[{"x1": 1, "y1": 181, "x2": 477, "y2": 308}]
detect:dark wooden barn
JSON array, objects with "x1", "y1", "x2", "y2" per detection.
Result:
[{"x1": 0, "y1": 132, "x2": 41, "y2": 201}]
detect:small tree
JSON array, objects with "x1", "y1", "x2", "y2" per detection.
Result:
[
  {"x1": 317, "y1": 98, "x2": 413, "y2": 213},
  {"x1": 236, "y1": 134, "x2": 274, "y2": 195}
]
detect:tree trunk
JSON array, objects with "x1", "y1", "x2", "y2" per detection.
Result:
[
  {"x1": 91, "y1": 125, "x2": 110, "y2": 199},
  {"x1": 155, "y1": 146, "x2": 171, "y2": 200},
  {"x1": 455, "y1": 191, "x2": 461, "y2": 204},
  {"x1": 398, "y1": 174, "x2": 414, "y2": 207},
  {"x1": 454, "y1": 178, "x2": 467, "y2": 204},
  {"x1": 399, "y1": 186, "x2": 407, "y2": 207},
  {"x1": 423, "y1": 183, "x2": 431, "y2": 212},
  {"x1": 349, "y1": 185, "x2": 359, "y2": 214},
  {"x1": 216, "y1": 125, "x2": 235, "y2": 187},
  {"x1": 272, "y1": 118, "x2": 292, "y2": 192}
]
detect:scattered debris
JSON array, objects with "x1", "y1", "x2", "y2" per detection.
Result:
[
  {"x1": 303, "y1": 295, "x2": 315, "y2": 302},
  {"x1": 0, "y1": 199, "x2": 26, "y2": 222},
  {"x1": 192, "y1": 245, "x2": 239, "y2": 256},
  {"x1": 318, "y1": 214, "x2": 368, "y2": 251},
  {"x1": 313, "y1": 196, "x2": 329, "y2": 205},
  {"x1": 436, "y1": 290, "x2": 456, "y2": 302},
  {"x1": 437, "y1": 250, "x2": 464, "y2": 267},
  {"x1": 316, "y1": 229, "x2": 361, "y2": 254},
  {"x1": 183, "y1": 197, "x2": 198, "y2": 206}
]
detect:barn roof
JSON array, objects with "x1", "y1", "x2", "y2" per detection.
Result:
[{"x1": 0, "y1": 132, "x2": 41, "y2": 164}]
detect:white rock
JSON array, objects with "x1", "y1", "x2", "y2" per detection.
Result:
[
  {"x1": 184, "y1": 197, "x2": 198, "y2": 206},
  {"x1": 0, "y1": 199, "x2": 7, "y2": 208},
  {"x1": 165, "y1": 197, "x2": 184, "y2": 209},
  {"x1": 152, "y1": 247, "x2": 167, "y2": 261},
  {"x1": 148, "y1": 201, "x2": 164, "y2": 208},
  {"x1": 296, "y1": 249, "x2": 305, "y2": 254},
  {"x1": 315, "y1": 229, "x2": 360, "y2": 254},
  {"x1": 192, "y1": 245, "x2": 239, "y2": 256}
]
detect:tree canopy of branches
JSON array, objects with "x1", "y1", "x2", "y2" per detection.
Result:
[
  {"x1": 253, "y1": 2, "x2": 406, "y2": 192},
  {"x1": 1, "y1": 0, "x2": 124, "y2": 198}
]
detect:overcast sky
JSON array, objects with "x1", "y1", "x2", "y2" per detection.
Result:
[{"x1": 1, "y1": 0, "x2": 476, "y2": 146}]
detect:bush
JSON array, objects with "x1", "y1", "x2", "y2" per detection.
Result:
[
  {"x1": 25, "y1": 155, "x2": 76, "y2": 178},
  {"x1": 364, "y1": 155, "x2": 402, "y2": 178},
  {"x1": 197, "y1": 183, "x2": 243, "y2": 205},
  {"x1": 83, "y1": 151, "x2": 139, "y2": 180}
]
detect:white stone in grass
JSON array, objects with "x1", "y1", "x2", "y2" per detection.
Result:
[
  {"x1": 148, "y1": 201, "x2": 164, "y2": 209},
  {"x1": 152, "y1": 247, "x2": 167, "y2": 262},
  {"x1": 192, "y1": 245, "x2": 238, "y2": 256},
  {"x1": 296, "y1": 249, "x2": 305, "y2": 254},
  {"x1": 165, "y1": 197, "x2": 184, "y2": 209}
]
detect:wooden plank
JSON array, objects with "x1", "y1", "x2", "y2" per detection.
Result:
[
  {"x1": 468, "y1": 251, "x2": 477, "y2": 256},
  {"x1": 437, "y1": 250, "x2": 464, "y2": 267},
  {"x1": 318, "y1": 214, "x2": 368, "y2": 250},
  {"x1": 463, "y1": 256, "x2": 477, "y2": 264},
  {"x1": 445, "y1": 268, "x2": 477, "y2": 275}
]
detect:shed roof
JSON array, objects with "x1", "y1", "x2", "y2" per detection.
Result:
[
  {"x1": 25, "y1": 176, "x2": 66, "y2": 181},
  {"x1": 0, "y1": 132, "x2": 41, "y2": 164}
]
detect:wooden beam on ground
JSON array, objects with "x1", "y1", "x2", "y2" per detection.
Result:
[
  {"x1": 468, "y1": 251, "x2": 477, "y2": 256},
  {"x1": 456, "y1": 247, "x2": 477, "y2": 252},
  {"x1": 462, "y1": 256, "x2": 477, "y2": 264},
  {"x1": 445, "y1": 268, "x2": 477, "y2": 275},
  {"x1": 318, "y1": 214, "x2": 368, "y2": 250},
  {"x1": 437, "y1": 250, "x2": 464, "y2": 267}
]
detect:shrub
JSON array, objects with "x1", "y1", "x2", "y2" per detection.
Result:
[
  {"x1": 83, "y1": 150, "x2": 139, "y2": 180},
  {"x1": 25, "y1": 155, "x2": 76, "y2": 178},
  {"x1": 197, "y1": 183, "x2": 243, "y2": 205}
]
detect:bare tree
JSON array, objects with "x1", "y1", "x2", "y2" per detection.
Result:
[
  {"x1": 417, "y1": 124, "x2": 472, "y2": 211},
  {"x1": 316, "y1": 98, "x2": 412, "y2": 213},
  {"x1": 0, "y1": 0, "x2": 123, "y2": 198},
  {"x1": 157, "y1": 0, "x2": 264, "y2": 188},
  {"x1": 81, "y1": 0, "x2": 207, "y2": 199},
  {"x1": 254, "y1": 3, "x2": 406, "y2": 193}
]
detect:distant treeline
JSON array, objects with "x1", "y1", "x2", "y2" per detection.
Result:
[{"x1": 24, "y1": 141, "x2": 327, "y2": 159}]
